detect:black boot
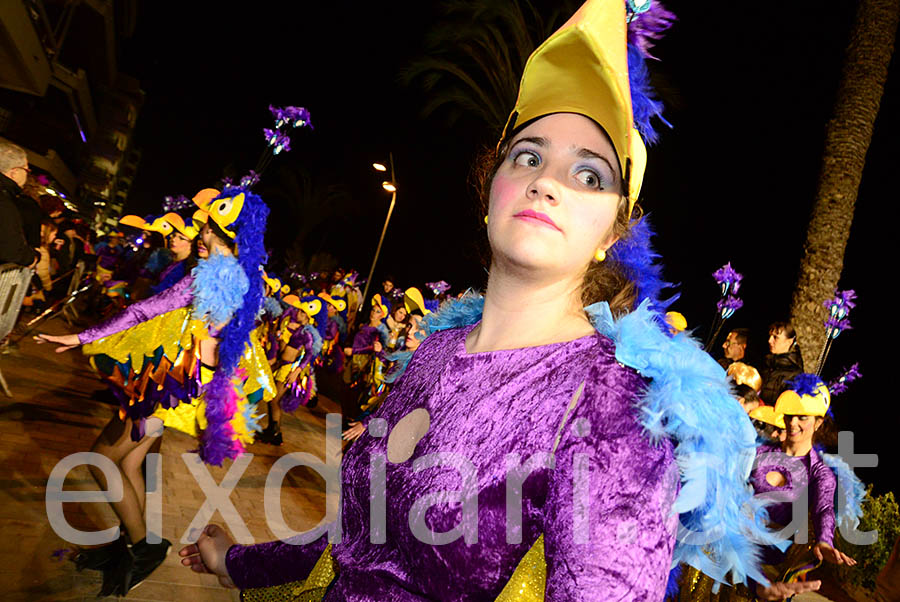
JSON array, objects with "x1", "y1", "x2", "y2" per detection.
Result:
[
  {"x1": 257, "y1": 421, "x2": 282, "y2": 446},
  {"x1": 98, "y1": 548, "x2": 133, "y2": 597},
  {"x1": 74, "y1": 528, "x2": 129, "y2": 572},
  {"x1": 126, "y1": 537, "x2": 172, "y2": 593}
]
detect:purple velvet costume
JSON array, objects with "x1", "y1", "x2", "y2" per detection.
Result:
[
  {"x1": 78, "y1": 275, "x2": 194, "y2": 344},
  {"x1": 751, "y1": 443, "x2": 837, "y2": 557},
  {"x1": 226, "y1": 324, "x2": 678, "y2": 600}
]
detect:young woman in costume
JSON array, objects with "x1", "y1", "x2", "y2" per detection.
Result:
[
  {"x1": 178, "y1": 2, "x2": 808, "y2": 599},
  {"x1": 317, "y1": 292, "x2": 348, "y2": 374},
  {"x1": 258, "y1": 294, "x2": 326, "y2": 445},
  {"x1": 37, "y1": 187, "x2": 274, "y2": 596},
  {"x1": 676, "y1": 374, "x2": 863, "y2": 600}
]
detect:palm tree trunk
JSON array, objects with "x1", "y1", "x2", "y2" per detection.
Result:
[{"x1": 790, "y1": 0, "x2": 900, "y2": 371}]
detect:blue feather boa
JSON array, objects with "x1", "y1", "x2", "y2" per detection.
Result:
[
  {"x1": 819, "y1": 451, "x2": 866, "y2": 536},
  {"x1": 303, "y1": 324, "x2": 323, "y2": 359},
  {"x1": 424, "y1": 293, "x2": 779, "y2": 587},
  {"x1": 191, "y1": 252, "x2": 248, "y2": 326}
]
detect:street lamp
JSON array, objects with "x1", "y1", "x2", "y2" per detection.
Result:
[{"x1": 361, "y1": 152, "x2": 397, "y2": 312}]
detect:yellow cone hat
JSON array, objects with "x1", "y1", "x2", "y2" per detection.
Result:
[{"x1": 500, "y1": 0, "x2": 646, "y2": 208}]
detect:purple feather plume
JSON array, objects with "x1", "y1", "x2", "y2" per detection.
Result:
[
  {"x1": 828, "y1": 363, "x2": 862, "y2": 396},
  {"x1": 627, "y1": 0, "x2": 677, "y2": 59},
  {"x1": 823, "y1": 289, "x2": 856, "y2": 337}
]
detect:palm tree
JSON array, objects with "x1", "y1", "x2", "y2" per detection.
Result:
[
  {"x1": 790, "y1": 0, "x2": 900, "y2": 371},
  {"x1": 401, "y1": 0, "x2": 579, "y2": 138}
]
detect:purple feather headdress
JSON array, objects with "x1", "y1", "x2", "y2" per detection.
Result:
[
  {"x1": 828, "y1": 363, "x2": 862, "y2": 396},
  {"x1": 198, "y1": 186, "x2": 269, "y2": 465},
  {"x1": 625, "y1": 1, "x2": 676, "y2": 144},
  {"x1": 824, "y1": 289, "x2": 856, "y2": 338}
]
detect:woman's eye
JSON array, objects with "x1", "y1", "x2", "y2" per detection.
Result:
[
  {"x1": 513, "y1": 150, "x2": 540, "y2": 168},
  {"x1": 575, "y1": 168, "x2": 604, "y2": 189}
]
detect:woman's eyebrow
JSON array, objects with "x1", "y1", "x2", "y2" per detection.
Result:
[
  {"x1": 510, "y1": 136, "x2": 547, "y2": 150},
  {"x1": 577, "y1": 147, "x2": 617, "y2": 177}
]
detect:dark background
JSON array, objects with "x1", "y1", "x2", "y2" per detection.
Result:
[{"x1": 119, "y1": 2, "x2": 895, "y2": 494}]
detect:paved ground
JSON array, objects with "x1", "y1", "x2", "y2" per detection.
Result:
[{"x1": 0, "y1": 315, "x2": 340, "y2": 601}]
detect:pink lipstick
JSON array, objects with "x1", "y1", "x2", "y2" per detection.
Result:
[{"x1": 513, "y1": 209, "x2": 561, "y2": 232}]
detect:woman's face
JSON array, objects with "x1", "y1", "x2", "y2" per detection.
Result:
[
  {"x1": 199, "y1": 222, "x2": 228, "y2": 257},
  {"x1": 768, "y1": 329, "x2": 795, "y2": 354},
  {"x1": 392, "y1": 306, "x2": 407, "y2": 322},
  {"x1": 784, "y1": 415, "x2": 821, "y2": 446},
  {"x1": 405, "y1": 316, "x2": 423, "y2": 351},
  {"x1": 169, "y1": 232, "x2": 192, "y2": 259},
  {"x1": 487, "y1": 113, "x2": 623, "y2": 278}
]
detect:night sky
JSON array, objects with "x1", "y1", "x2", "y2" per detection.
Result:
[{"x1": 119, "y1": 2, "x2": 896, "y2": 494}]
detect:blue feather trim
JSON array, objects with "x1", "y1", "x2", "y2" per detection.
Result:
[
  {"x1": 191, "y1": 252, "x2": 248, "y2": 326},
  {"x1": 303, "y1": 324, "x2": 323, "y2": 359},
  {"x1": 425, "y1": 294, "x2": 780, "y2": 586},
  {"x1": 785, "y1": 373, "x2": 824, "y2": 397},
  {"x1": 820, "y1": 452, "x2": 866, "y2": 536},
  {"x1": 607, "y1": 216, "x2": 678, "y2": 318},
  {"x1": 263, "y1": 295, "x2": 283, "y2": 318}
]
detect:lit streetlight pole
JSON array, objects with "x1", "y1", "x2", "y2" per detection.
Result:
[{"x1": 360, "y1": 152, "x2": 396, "y2": 311}]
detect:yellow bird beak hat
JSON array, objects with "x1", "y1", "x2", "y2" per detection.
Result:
[
  {"x1": 162, "y1": 212, "x2": 199, "y2": 240},
  {"x1": 748, "y1": 405, "x2": 786, "y2": 430},
  {"x1": 774, "y1": 374, "x2": 831, "y2": 417},
  {"x1": 499, "y1": 0, "x2": 674, "y2": 213}
]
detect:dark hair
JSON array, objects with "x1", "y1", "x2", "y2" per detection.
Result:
[
  {"x1": 145, "y1": 231, "x2": 165, "y2": 249},
  {"x1": 730, "y1": 328, "x2": 750, "y2": 346},
  {"x1": 734, "y1": 384, "x2": 758, "y2": 404},
  {"x1": 473, "y1": 134, "x2": 637, "y2": 317},
  {"x1": 813, "y1": 415, "x2": 838, "y2": 449},
  {"x1": 207, "y1": 219, "x2": 237, "y2": 253},
  {"x1": 768, "y1": 321, "x2": 796, "y2": 340}
]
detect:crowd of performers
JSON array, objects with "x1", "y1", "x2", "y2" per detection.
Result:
[{"x1": 33, "y1": 0, "x2": 888, "y2": 599}]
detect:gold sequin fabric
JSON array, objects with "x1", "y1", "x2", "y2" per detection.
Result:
[
  {"x1": 495, "y1": 535, "x2": 546, "y2": 601},
  {"x1": 241, "y1": 544, "x2": 336, "y2": 602}
]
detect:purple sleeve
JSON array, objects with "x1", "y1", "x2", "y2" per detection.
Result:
[
  {"x1": 78, "y1": 275, "x2": 194, "y2": 344},
  {"x1": 542, "y1": 382, "x2": 678, "y2": 600},
  {"x1": 351, "y1": 326, "x2": 377, "y2": 354},
  {"x1": 224, "y1": 531, "x2": 329, "y2": 589},
  {"x1": 810, "y1": 458, "x2": 837, "y2": 546}
]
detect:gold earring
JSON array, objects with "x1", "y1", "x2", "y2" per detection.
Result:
[
  {"x1": 594, "y1": 248, "x2": 606, "y2": 262},
  {"x1": 484, "y1": 215, "x2": 489, "y2": 225}
]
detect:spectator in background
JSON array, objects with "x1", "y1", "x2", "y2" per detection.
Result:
[
  {"x1": 717, "y1": 327, "x2": 749, "y2": 370},
  {"x1": 760, "y1": 320, "x2": 803, "y2": 404},
  {"x1": 0, "y1": 138, "x2": 39, "y2": 267}
]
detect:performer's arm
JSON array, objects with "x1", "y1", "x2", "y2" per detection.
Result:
[
  {"x1": 542, "y1": 391, "x2": 678, "y2": 599},
  {"x1": 810, "y1": 460, "x2": 837, "y2": 546},
  {"x1": 78, "y1": 275, "x2": 194, "y2": 344},
  {"x1": 224, "y1": 531, "x2": 330, "y2": 589}
]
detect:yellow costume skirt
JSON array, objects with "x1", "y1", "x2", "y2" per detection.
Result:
[{"x1": 84, "y1": 307, "x2": 275, "y2": 445}]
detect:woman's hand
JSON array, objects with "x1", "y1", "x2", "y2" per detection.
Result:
[
  {"x1": 342, "y1": 421, "x2": 365, "y2": 441},
  {"x1": 179, "y1": 524, "x2": 236, "y2": 588},
  {"x1": 343, "y1": 347, "x2": 353, "y2": 356},
  {"x1": 373, "y1": 340, "x2": 383, "y2": 353},
  {"x1": 34, "y1": 333, "x2": 81, "y2": 353},
  {"x1": 814, "y1": 541, "x2": 857, "y2": 566},
  {"x1": 755, "y1": 579, "x2": 821, "y2": 600}
]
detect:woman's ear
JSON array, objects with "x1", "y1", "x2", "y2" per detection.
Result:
[{"x1": 814, "y1": 417, "x2": 824, "y2": 431}]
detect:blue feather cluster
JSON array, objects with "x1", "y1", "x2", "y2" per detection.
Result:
[
  {"x1": 200, "y1": 186, "x2": 270, "y2": 465},
  {"x1": 263, "y1": 295, "x2": 283, "y2": 318},
  {"x1": 303, "y1": 323, "x2": 323, "y2": 359},
  {"x1": 191, "y1": 252, "x2": 248, "y2": 326},
  {"x1": 425, "y1": 294, "x2": 780, "y2": 587},
  {"x1": 607, "y1": 215, "x2": 677, "y2": 319},
  {"x1": 785, "y1": 373, "x2": 825, "y2": 398},
  {"x1": 627, "y1": 44, "x2": 670, "y2": 145}
]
